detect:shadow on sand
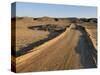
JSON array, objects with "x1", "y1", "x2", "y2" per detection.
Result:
[
  {"x1": 75, "y1": 25, "x2": 97, "y2": 68},
  {"x1": 13, "y1": 27, "x2": 65, "y2": 57}
]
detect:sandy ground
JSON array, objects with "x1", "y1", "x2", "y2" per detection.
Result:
[
  {"x1": 85, "y1": 28, "x2": 97, "y2": 49},
  {"x1": 15, "y1": 20, "x2": 49, "y2": 51},
  {"x1": 16, "y1": 29, "x2": 49, "y2": 51},
  {"x1": 15, "y1": 18, "x2": 71, "y2": 51},
  {"x1": 15, "y1": 25, "x2": 97, "y2": 72}
]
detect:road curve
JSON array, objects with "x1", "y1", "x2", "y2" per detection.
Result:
[{"x1": 15, "y1": 24, "x2": 97, "y2": 72}]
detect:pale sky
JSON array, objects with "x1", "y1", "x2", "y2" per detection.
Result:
[{"x1": 12, "y1": 2, "x2": 97, "y2": 18}]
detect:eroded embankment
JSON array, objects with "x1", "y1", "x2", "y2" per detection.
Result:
[{"x1": 15, "y1": 25, "x2": 97, "y2": 72}]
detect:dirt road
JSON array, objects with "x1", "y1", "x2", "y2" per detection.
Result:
[{"x1": 15, "y1": 24, "x2": 97, "y2": 72}]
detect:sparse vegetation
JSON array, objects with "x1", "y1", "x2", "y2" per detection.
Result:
[{"x1": 11, "y1": 17, "x2": 97, "y2": 72}]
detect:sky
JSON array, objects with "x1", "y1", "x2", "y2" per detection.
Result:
[{"x1": 12, "y1": 2, "x2": 97, "y2": 18}]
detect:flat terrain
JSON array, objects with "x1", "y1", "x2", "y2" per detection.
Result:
[
  {"x1": 14, "y1": 17, "x2": 71, "y2": 52},
  {"x1": 11, "y1": 17, "x2": 97, "y2": 72},
  {"x1": 15, "y1": 25, "x2": 97, "y2": 72},
  {"x1": 16, "y1": 29, "x2": 49, "y2": 51},
  {"x1": 15, "y1": 18, "x2": 49, "y2": 51}
]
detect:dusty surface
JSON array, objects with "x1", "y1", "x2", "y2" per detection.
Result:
[
  {"x1": 86, "y1": 28, "x2": 97, "y2": 49},
  {"x1": 15, "y1": 25, "x2": 97, "y2": 72},
  {"x1": 14, "y1": 17, "x2": 71, "y2": 51},
  {"x1": 15, "y1": 19, "x2": 49, "y2": 51},
  {"x1": 16, "y1": 29, "x2": 49, "y2": 51}
]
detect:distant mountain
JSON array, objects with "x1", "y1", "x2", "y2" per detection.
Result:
[{"x1": 12, "y1": 16, "x2": 97, "y2": 24}]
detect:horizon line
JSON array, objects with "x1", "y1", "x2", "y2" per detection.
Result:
[{"x1": 12, "y1": 16, "x2": 97, "y2": 19}]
